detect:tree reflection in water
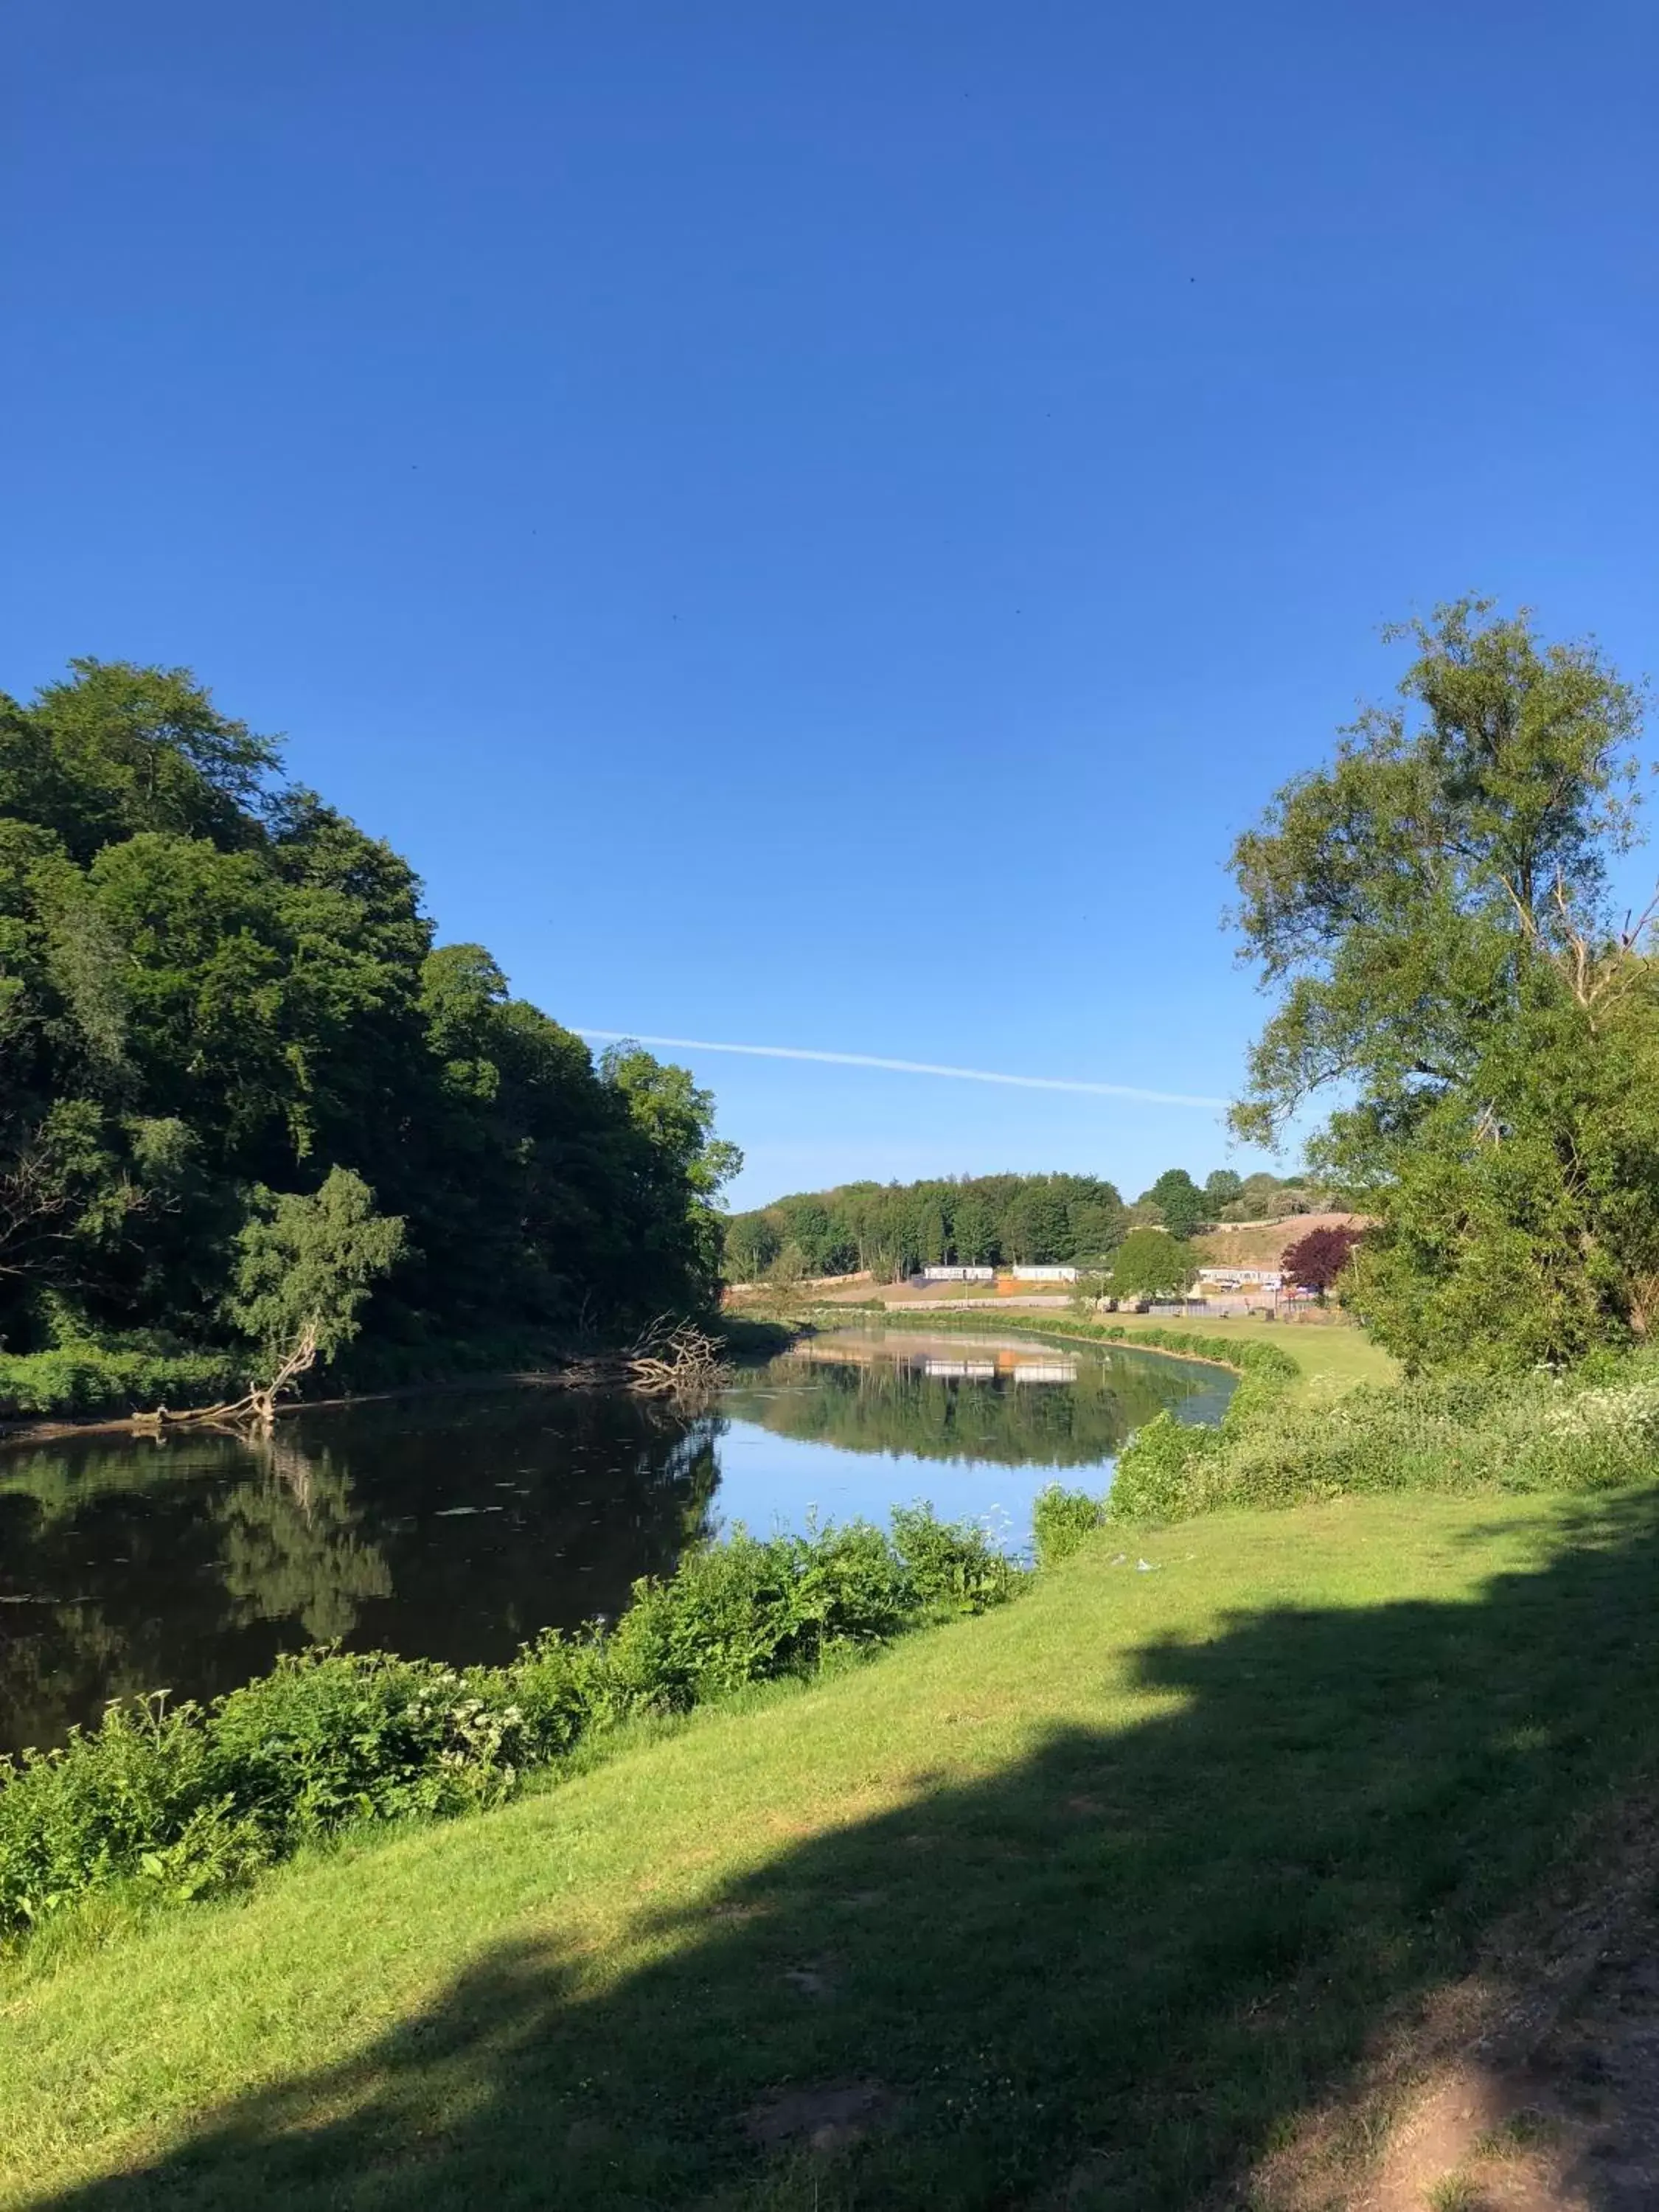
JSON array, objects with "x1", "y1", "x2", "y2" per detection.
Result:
[
  {"x1": 0, "y1": 1388, "x2": 720, "y2": 1755},
  {"x1": 0, "y1": 1340, "x2": 1226, "y2": 1756},
  {"x1": 723, "y1": 1332, "x2": 1231, "y2": 1470}
]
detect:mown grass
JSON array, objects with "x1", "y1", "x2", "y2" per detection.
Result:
[
  {"x1": 7, "y1": 1485, "x2": 1659, "y2": 2210},
  {"x1": 1101, "y1": 1308, "x2": 1397, "y2": 1394}
]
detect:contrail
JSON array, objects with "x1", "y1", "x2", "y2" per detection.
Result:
[{"x1": 574, "y1": 1031, "x2": 1226, "y2": 1110}]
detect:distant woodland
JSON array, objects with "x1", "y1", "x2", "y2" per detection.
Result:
[{"x1": 722, "y1": 1167, "x2": 1321, "y2": 1284}]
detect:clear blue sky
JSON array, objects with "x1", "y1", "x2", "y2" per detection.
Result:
[{"x1": 7, "y1": 1, "x2": 1655, "y2": 1208}]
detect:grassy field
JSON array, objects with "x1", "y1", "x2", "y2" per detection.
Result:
[
  {"x1": 5, "y1": 1483, "x2": 1658, "y2": 2210},
  {"x1": 1102, "y1": 1309, "x2": 1397, "y2": 1394}
]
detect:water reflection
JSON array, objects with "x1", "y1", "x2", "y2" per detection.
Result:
[
  {"x1": 0, "y1": 1389, "x2": 717, "y2": 1755},
  {"x1": 0, "y1": 1332, "x2": 1230, "y2": 1754},
  {"x1": 723, "y1": 1330, "x2": 1230, "y2": 1470}
]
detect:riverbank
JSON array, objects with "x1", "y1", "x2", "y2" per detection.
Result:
[
  {"x1": 834, "y1": 1304, "x2": 1398, "y2": 1399},
  {"x1": 7, "y1": 1484, "x2": 1659, "y2": 2209},
  {"x1": 0, "y1": 1317, "x2": 794, "y2": 1446}
]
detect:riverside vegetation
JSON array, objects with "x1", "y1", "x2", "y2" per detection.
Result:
[
  {"x1": 11, "y1": 601, "x2": 1659, "y2": 2206},
  {"x1": 0, "y1": 1505, "x2": 1015, "y2": 1941},
  {"x1": 0, "y1": 661, "x2": 740, "y2": 1420}
]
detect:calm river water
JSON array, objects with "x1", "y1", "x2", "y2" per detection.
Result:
[{"x1": 0, "y1": 1329, "x2": 1231, "y2": 1753}]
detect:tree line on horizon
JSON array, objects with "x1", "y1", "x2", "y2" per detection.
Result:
[
  {"x1": 0, "y1": 659, "x2": 740, "y2": 1378},
  {"x1": 721, "y1": 1165, "x2": 1323, "y2": 1285}
]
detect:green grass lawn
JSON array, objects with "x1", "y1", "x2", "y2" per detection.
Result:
[
  {"x1": 1103, "y1": 1310, "x2": 1398, "y2": 1394},
  {"x1": 6, "y1": 1484, "x2": 1659, "y2": 2211}
]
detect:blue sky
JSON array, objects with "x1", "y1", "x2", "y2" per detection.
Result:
[{"x1": 7, "y1": 1, "x2": 1655, "y2": 1207}]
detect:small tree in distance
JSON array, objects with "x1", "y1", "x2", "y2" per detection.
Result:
[
  {"x1": 1107, "y1": 1228, "x2": 1197, "y2": 1303},
  {"x1": 1281, "y1": 1224, "x2": 1363, "y2": 1304},
  {"x1": 1142, "y1": 1168, "x2": 1207, "y2": 1239}
]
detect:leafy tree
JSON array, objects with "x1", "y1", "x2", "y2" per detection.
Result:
[
  {"x1": 0, "y1": 659, "x2": 744, "y2": 1371},
  {"x1": 226, "y1": 1167, "x2": 407, "y2": 1372},
  {"x1": 1142, "y1": 1169, "x2": 1207, "y2": 1239},
  {"x1": 720, "y1": 1172, "x2": 1127, "y2": 1284},
  {"x1": 1231, "y1": 598, "x2": 1653, "y2": 1369},
  {"x1": 723, "y1": 1214, "x2": 779, "y2": 1282},
  {"x1": 1281, "y1": 1223, "x2": 1363, "y2": 1301},
  {"x1": 950, "y1": 1190, "x2": 998, "y2": 1265},
  {"x1": 14, "y1": 658, "x2": 279, "y2": 858},
  {"x1": 1003, "y1": 1181, "x2": 1070, "y2": 1264},
  {"x1": 1107, "y1": 1228, "x2": 1196, "y2": 1301},
  {"x1": 1203, "y1": 1168, "x2": 1243, "y2": 1211},
  {"x1": 766, "y1": 1241, "x2": 810, "y2": 1290}
]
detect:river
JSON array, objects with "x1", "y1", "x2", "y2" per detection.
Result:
[{"x1": 0, "y1": 1328, "x2": 1231, "y2": 1753}]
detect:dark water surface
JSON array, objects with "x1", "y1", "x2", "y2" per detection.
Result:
[{"x1": 0, "y1": 1329, "x2": 1229, "y2": 1753}]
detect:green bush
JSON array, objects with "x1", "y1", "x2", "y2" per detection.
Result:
[
  {"x1": 0, "y1": 1504, "x2": 1022, "y2": 1942},
  {"x1": 890, "y1": 1502, "x2": 1019, "y2": 1612},
  {"x1": 1032, "y1": 1484, "x2": 1105, "y2": 1566},
  {"x1": 0, "y1": 1345, "x2": 245, "y2": 1420},
  {"x1": 1112, "y1": 1360, "x2": 1659, "y2": 1523}
]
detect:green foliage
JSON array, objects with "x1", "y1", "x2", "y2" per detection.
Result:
[
  {"x1": 1217, "y1": 1170, "x2": 1317, "y2": 1222},
  {"x1": 723, "y1": 1172, "x2": 1130, "y2": 1284},
  {"x1": 226, "y1": 1167, "x2": 406, "y2": 1366},
  {"x1": 0, "y1": 1505, "x2": 1020, "y2": 1941},
  {"x1": 722, "y1": 1211, "x2": 780, "y2": 1282},
  {"x1": 1141, "y1": 1168, "x2": 1208, "y2": 1237},
  {"x1": 1231, "y1": 598, "x2": 1655, "y2": 1371},
  {"x1": 0, "y1": 1343, "x2": 243, "y2": 1419},
  {"x1": 1115, "y1": 1360, "x2": 1659, "y2": 1523},
  {"x1": 1032, "y1": 1484, "x2": 1105, "y2": 1566},
  {"x1": 1096, "y1": 1296, "x2": 1659, "y2": 1524},
  {"x1": 1107, "y1": 1410, "x2": 1227, "y2": 1521},
  {"x1": 1107, "y1": 1228, "x2": 1197, "y2": 1301},
  {"x1": 0, "y1": 659, "x2": 740, "y2": 1397}
]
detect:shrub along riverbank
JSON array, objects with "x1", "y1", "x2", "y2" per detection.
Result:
[
  {"x1": 0, "y1": 1507, "x2": 1015, "y2": 1942},
  {"x1": 852, "y1": 1310, "x2": 1659, "y2": 1523},
  {"x1": 0, "y1": 1315, "x2": 796, "y2": 1425}
]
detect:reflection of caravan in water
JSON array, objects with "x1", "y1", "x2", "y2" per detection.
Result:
[{"x1": 921, "y1": 1356, "x2": 1077, "y2": 1385}]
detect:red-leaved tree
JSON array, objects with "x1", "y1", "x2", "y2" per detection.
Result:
[{"x1": 1281, "y1": 1225, "x2": 1363, "y2": 1301}]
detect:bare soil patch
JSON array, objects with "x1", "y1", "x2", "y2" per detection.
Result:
[
  {"x1": 743, "y1": 2080, "x2": 894, "y2": 2153},
  {"x1": 1246, "y1": 1792, "x2": 1659, "y2": 2211}
]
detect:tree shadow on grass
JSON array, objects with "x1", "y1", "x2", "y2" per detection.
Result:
[{"x1": 37, "y1": 1492, "x2": 1659, "y2": 2211}]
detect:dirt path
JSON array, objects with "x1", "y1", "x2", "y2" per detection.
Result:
[{"x1": 1248, "y1": 1793, "x2": 1659, "y2": 2211}]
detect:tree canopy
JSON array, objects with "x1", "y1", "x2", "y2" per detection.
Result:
[
  {"x1": 1280, "y1": 1223, "x2": 1363, "y2": 1299},
  {"x1": 0, "y1": 660, "x2": 740, "y2": 1367},
  {"x1": 1141, "y1": 1169, "x2": 1207, "y2": 1239},
  {"x1": 723, "y1": 1173, "x2": 1130, "y2": 1284},
  {"x1": 1230, "y1": 599, "x2": 1656, "y2": 1371},
  {"x1": 1106, "y1": 1228, "x2": 1197, "y2": 1302}
]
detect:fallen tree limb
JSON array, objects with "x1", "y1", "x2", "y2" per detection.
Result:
[{"x1": 136, "y1": 1322, "x2": 320, "y2": 1432}]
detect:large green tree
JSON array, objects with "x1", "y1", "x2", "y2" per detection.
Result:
[
  {"x1": 1230, "y1": 598, "x2": 1655, "y2": 1371},
  {"x1": 0, "y1": 660, "x2": 739, "y2": 1360}
]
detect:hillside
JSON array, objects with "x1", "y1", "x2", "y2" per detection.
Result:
[{"x1": 1192, "y1": 1211, "x2": 1370, "y2": 1270}]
